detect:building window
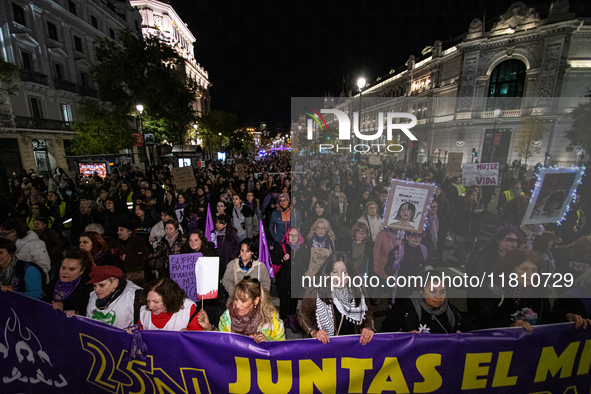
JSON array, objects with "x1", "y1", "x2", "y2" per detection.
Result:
[
  {"x1": 21, "y1": 51, "x2": 32, "y2": 70},
  {"x1": 12, "y1": 3, "x2": 26, "y2": 26},
  {"x1": 74, "y1": 36, "x2": 83, "y2": 52},
  {"x1": 61, "y1": 103, "x2": 73, "y2": 122},
  {"x1": 116, "y1": 12, "x2": 125, "y2": 22},
  {"x1": 47, "y1": 21, "x2": 58, "y2": 41},
  {"x1": 54, "y1": 63, "x2": 64, "y2": 80},
  {"x1": 91, "y1": 15, "x2": 98, "y2": 29},
  {"x1": 68, "y1": 0, "x2": 76, "y2": 15},
  {"x1": 109, "y1": 28, "x2": 115, "y2": 39},
  {"x1": 29, "y1": 97, "x2": 43, "y2": 118},
  {"x1": 487, "y1": 59, "x2": 526, "y2": 111},
  {"x1": 80, "y1": 72, "x2": 90, "y2": 87}
]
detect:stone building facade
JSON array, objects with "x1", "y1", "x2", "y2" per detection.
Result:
[
  {"x1": 0, "y1": 0, "x2": 141, "y2": 178},
  {"x1": 130, "y1": 0, "x2": 211, "y2": 117},
  {"x1": 311, "y1": 1, "x2": 591, "y2": 166}
]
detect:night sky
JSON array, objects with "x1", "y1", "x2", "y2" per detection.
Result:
[{"x1": 168, "y1": 0, "x2": 589, "y2": 134}]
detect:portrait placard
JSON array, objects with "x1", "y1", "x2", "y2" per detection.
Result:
[
  {"x1": 522, "y1": 167, "x2": 584, "y2": 225},
  {"x1": 383, "y1": 180, "x2": 436, "y2": 233}
]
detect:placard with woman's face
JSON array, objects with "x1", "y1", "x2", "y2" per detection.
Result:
[
  {"x1": 383, "y1": 180, "x2": 436, "y2": 233},
  {"x1": 522, "y1": 167, "x2": 584, "y2": 225}
]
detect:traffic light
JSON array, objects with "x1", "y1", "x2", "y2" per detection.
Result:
[
  {"x1": 472, "y1": 148, "x2": 477, "y2": 157},
  {"x1": 546, "y1": 152, "x2": 551, "y2": 160}
]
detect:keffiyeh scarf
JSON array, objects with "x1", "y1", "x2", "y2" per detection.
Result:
[{"x1": 315, "y1": 288, "x2": 367, "y2": 337}]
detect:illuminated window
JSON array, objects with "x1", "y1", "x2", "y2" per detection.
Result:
[{"x1": 487, "y1": 59, "x2": 526, "y2": 111}]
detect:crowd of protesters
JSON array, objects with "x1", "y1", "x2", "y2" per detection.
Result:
[{"x1": 1, "y1": 152, "x2": 591, "y2": 344}]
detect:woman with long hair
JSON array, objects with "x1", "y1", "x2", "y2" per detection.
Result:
[
  {"x1": 297, "y1": 252, "x2": 375, "y2": 344},
  {"x1": 357, "y1": 201, "x2": 381, "y2": 242},
  {"x1": 305, "y1": 218, "x2": 337, "y2": 278},
  {"x1": 79, "y1": 231, "x2": 119, "y2": 267},
  {"x1": 198, "y1": 277, "x2": 285, "y2": 341}
]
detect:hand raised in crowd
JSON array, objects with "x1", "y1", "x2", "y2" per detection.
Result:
[
  {"x1": 311, "y1": 329, "x2": 330, "y2": 344},
  {"x1": 52, "y1": 301, "x2": 64, "y2": 311},
  {"x1": 566, "y1": 313, "x2": 591, "y2": 329}
]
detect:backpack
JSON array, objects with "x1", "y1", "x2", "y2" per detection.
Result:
[{"x1": 13, "y1": 260, "x2": 47, "y2": 293}]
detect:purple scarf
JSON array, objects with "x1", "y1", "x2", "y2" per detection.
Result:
[
  {"x1": 53, "y1": 276, "x2": 82, "y2": 302},
  {"x1": 312, "y1": 233, "x2": 329, "y2": 249},
  {"x1": 244, "y1": 200, "x2": 254, "y2": 210}
]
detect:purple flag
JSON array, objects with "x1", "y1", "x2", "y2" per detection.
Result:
[
  {"x1": 205, "y1": 203, "x2": 216, "y2": 247},
  {"x1": 258, "y1": 220, "x2": 274, "y2": 278}
]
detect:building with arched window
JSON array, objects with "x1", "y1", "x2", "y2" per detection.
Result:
[{"x1": 317, "y1": 1, "x2": 591, "y2": 166}]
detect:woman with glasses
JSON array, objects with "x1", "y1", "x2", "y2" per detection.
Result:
[{"x1": 304, "y1": 218, "x2": 337, "y2": 278}]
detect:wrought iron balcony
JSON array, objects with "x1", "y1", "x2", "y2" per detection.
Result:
[
  {"x1": 20, "y1": 69, "x2": 49, "y2": 85},
  {"x1": 14, "y1": 116, "x2": 74, "y2": 131},
  {"x1": 54, "y1": 79, "x2": 77, "y2": 93},
  {"x1": 78, "y1": 86, "x2": 98, "y2": 98}
]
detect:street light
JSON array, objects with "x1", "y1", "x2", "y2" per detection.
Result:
[
  {"x1": 135, "y1": 104, "x2": 149, "y2": 166},
  {"x1": 490, "y1": 109, "x2": 501, "y2": 162},
  {"x1": 357, "y1": 78, "x2": 366, "y2": 148}
]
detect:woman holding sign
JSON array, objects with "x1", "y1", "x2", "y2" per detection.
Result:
[{"x1": 138, "y1": 278, "x2": 203, "y2": 331}]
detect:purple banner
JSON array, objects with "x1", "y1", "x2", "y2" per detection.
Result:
[{"x1": 1, "y1": 291, "x2": 591, "y2": 393}]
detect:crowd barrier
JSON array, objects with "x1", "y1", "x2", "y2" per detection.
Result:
[{"x1": 1, "y1": 291, "x2": 590, "y2": 393}]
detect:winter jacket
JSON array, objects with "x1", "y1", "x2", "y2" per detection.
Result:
[
  {"x1": 15, "y1": 231, "x2": 51, "y2": 282},
  {"x1": 147, "y1": 233, "x2": 189, "y2": 277},
  {"x1": 269, "y1": 206, "x2": 301, "y2": 244},
  {"x1": 222, "y1": 258, "x2": 271, "y2": 305}
]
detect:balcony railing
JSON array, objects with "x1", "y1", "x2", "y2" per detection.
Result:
[
  {"x1": 20, "y1": 69, "x2": 48, "y2": 85},
  {"x1": 14, "y1": 116, "x2": 74, "y2": 131},
  {"x1": 54, "y1": 79, "x2": 78, "y2": 93},
  {"x1": 78, "y1": 86, "x2": 98, "y2": 98}
]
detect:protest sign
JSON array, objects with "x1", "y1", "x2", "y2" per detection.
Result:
[
  {"x1": 2, "y1": 291, "x2": 591, "y2": 394},
  {"x1": 383, "y1": 180, "x2": 435, "y2": 233},
  {"x1": 462, "y1": 162, "x2": 499, "y2": 186},
  {"x1": 369, "y1": 156, "x2": 381, "y2": 165},
  {"x1": 195, "y1": 256, "x2": 219, "y2": 300},
  {"x1": 172, "y1": 166, "x2": 197, "y2": 190},
  {"x1": 522, "y1": 167, "x2": 584, "y2": 225},
  {"x1": 446, "y1": 152, "x2": 463, "y2": 177},
  {"x1": 169, "y1": 253, "x2": 202, "y2": 302}
]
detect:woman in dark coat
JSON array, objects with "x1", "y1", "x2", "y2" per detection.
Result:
[
  {"x1": 271, "y1": 227, "x2": 307, "y2": 320},
  {"x1": 382, "y1": 271, "x2": 463, "y2": 333},
  {"x1": 43, "y1": 251, "x2": 95, "y2": 316},
  {"x1": 112, "y1": 222, "x2": 149, "y2": 285}
]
